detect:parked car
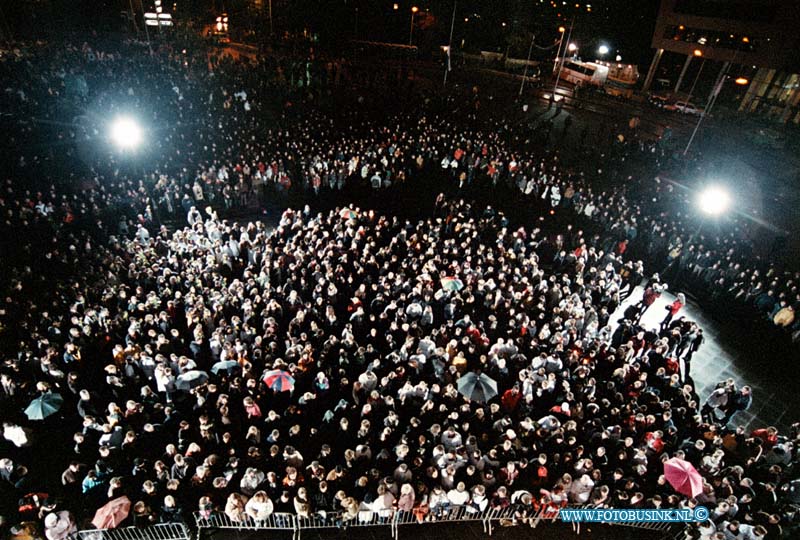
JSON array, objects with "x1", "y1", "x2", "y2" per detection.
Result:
[
  {"x1": 648, "y1": 94, "x2": 671, "y2": 108},
  {"x1": 664, "y1": 101, "x2": 703, "y2": 115}
]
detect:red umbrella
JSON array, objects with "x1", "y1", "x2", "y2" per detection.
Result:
[
  {"x1": 91, "y1": 496, "x2": 131, "y2": 529},
  {"x1": 664, "y1": 457, "x2": 703, "y2": 498}
]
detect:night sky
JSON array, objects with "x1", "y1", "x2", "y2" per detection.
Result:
[{"x1": 3, "y1": 0, "x2": 660, "y2": 67}]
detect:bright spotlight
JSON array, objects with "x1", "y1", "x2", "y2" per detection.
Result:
[
  {"x1": 598, "y1": 44, "x2": 609, "y2": 56},
  {"x1": 567, "y1": 43, "x2": 578, "y2": 52},
  {"x1": 110, "y1": 117, "x2": 143, "y2": 150},
  {"x1": 698, "y1": 186, "x2": 730, "y2": 215}
]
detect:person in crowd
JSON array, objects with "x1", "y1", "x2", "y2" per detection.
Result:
[{"x1": 0, "y1": 37, "x2": 798, "y2": 540}]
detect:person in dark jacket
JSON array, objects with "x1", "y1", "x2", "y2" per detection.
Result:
[{"x1": 160, "y1": 495, "x2": 184, "y2": 523}]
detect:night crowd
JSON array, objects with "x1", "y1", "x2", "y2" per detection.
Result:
[{"x1": 0, "y1": 36, "x2": 798, "y2": 540}]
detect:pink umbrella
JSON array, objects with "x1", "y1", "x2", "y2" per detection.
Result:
[
  {"x1": 91, "y1": 496, "x2": 131, "y2": 529},
  {"x1": 664, "y1": 457, "x2": 703, "y2": 498}
]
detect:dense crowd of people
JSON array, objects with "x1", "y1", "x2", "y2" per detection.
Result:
[{"x1": 0, "y1": 36, "x2": 798, "y2": 540}]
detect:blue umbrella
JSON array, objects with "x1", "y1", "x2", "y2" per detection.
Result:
[
  {"x1": 25, "y1": 393, "x2": 64, "y2": 420},
  {"x1": 441, "y1": 277, "x2": 464, "y2": 292},
  {"x1": 211, "y1": 360, "x2": 241, "y2": 376}
]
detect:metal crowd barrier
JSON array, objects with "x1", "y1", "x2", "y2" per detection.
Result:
[
  {"x1": 194, "y1": 512, "x2": 296, "y2": 531},
  {"x1": 86, "y1": 505, "x2": 688, "y2": 540},
  {"x1": 294, "y1": 511, "x2": 342, "y2": 540},
  {"x1": 68, "y1": 523, "x2": 191, "y2": 540}
]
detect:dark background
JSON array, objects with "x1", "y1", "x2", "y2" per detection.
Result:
[{"x1": 0, "y1": 1, "x2": 659, "y2": 66}]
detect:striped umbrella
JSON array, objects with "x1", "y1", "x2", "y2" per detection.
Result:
[
  {"x1": 339, "y1": 208, "x2": 358, "y2": 220},
  {"x1": 263, "y1": 369, "x2": 295, "y2": 392}
]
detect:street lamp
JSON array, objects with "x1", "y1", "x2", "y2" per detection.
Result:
[
  {"x1": 567, "y1": 42, "x2": 578, "y2": 53},
  {"x1": 110, "y1": 116, "x2": 143, "y2": 150},
  {"x1": 553, "y1": 26, "x2": 567, "y2": 73},
  {"x1": 697, "y1": 186, "x2": 731, "y2": 216},
  {"x1": 409, "y1": 6, "x2": 419, "y2": 45},
  {"x1": 597, "y1": 44, "x2": 609, "y2": 57}
]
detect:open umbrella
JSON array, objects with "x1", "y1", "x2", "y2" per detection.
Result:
[
  {"x1": 441, "y1": 277, "x2": 464, "y2": 292},
  {"x1": 664, "y1": 457, "x2": 703, "y2": 498},
  {"x1": 91, "y1": 496, "x2": 131, "y2": 529},
  {"x1": 263, "y1": 369, "x2": 295, "y2": 392},
  {"x1": 211, "y1": 360, "x2": 241, "y2": 376},
  {"x1": 339, "y1": 208, "x2": 358, "y2": 220},
  {"x1": 457, "y1": 372, "x2": 498, "y2": 403},
  {"x1": 24, "y1": 393, "x2": 64, "y2": 420},
  {"x1": 175, "y1": 370, "x2": 209, "y2": 391}
]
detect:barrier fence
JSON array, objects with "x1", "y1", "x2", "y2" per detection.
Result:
[
  {"x1": 191, "y1": 505, "x2": 685, "y2": 540},
  {"x1": 69, "y1": 505, "x2": 686, "y2": 540},
  {"x1": 68, "y1": 523, "x2": 191, "y2": 540}
]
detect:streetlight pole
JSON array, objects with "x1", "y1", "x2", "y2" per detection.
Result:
[
  {"x1": 685, "y1": 57, "x2": 706, "y2": 108},
  {"x1": 443, "y1": 1, "x2": 457, "y2": 86},
  {"x1": 268, "y1": 0, "x2": 273, "y2": 36},
  {"x1": 552, "y1": 18, "x2": 574, "y2": 103},
  {"x1": 143, "y1": 12, "x2": 153, "y2": 55},
  {"x1": 409, "y1": 7, "x2": 418, "y2": 46},
  {"x1": 519, "y1": 33, "x2": 536, "y2": 97},
  {"x1": 684, "y1": 62, "x2": 732, "y2": 156},
  {"x1": 552, "y1": 26, "x2": 565, "y2": 74},
  {"x1": 674, "y1": 54, "x2": 693, "y2": 94},
  {"x1": 127, "y1": 0, "x2": 139, "y2": 35}
]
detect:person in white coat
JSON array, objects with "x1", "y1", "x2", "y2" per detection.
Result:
[
  {"x1": 44, "y1": 511, "x2": 77, "y2": 540},
  {"x1": 244, "y1": 491, "x2": 274, "y2": 521}
]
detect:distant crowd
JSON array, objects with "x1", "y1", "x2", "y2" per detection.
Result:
[{"x1": 0, "y1": 37, "x2": 797, "y2": 540}]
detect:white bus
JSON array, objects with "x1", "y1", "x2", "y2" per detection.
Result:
[{"x1": 556, "y1": 59, "x2": 608, "y2": 87}]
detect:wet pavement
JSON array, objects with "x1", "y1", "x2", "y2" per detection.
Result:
[{"x1": 612, "y1": 286, "x2": 797, "y2": 434}]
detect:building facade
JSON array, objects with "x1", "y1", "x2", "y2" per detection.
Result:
[{"x1": 644, "y1": 0, "x2": 800, "y2": 123}]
